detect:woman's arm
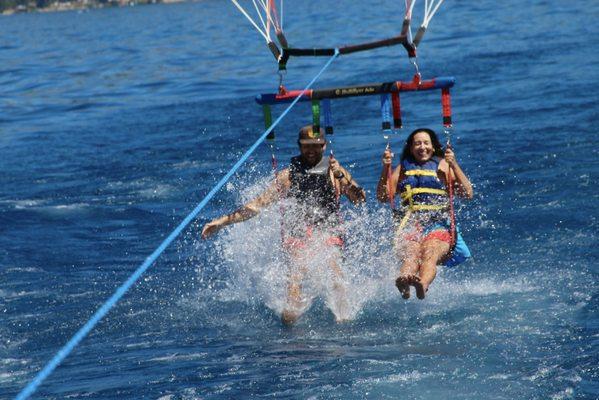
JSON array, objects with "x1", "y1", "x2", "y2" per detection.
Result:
[{"x1": 442, "y1": 148, "x2": 473, "y2": 199}]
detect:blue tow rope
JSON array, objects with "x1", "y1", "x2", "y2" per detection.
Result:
[{"x1": 15, "y1": 50, "x2": 339, "y2": 400}]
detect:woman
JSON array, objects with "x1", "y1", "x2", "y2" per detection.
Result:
[{"x1": 377, "y1": 128, "x2": 473, "y2": 299}]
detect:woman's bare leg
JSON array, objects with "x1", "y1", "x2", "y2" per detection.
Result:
[
  {"x1": 395, "y1": 240, "x2": 422, "y2": 299},
  {"x1": 416, "y1": 239, "x2": 450, "y2": 299}
]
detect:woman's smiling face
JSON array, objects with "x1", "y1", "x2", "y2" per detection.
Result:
[{"x1": 410, "y1": 131, "x2": 435, "y2": 163}]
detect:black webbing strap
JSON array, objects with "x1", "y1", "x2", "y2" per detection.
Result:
[{"x1": 278, "y1": 33, "x2": 417, "y2": 70}]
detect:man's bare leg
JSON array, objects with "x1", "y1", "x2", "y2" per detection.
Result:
[
  {"x1": 281, "y1": 275, "x2": 303, "y2": 326},
  {"x1": 327, "y1": 250, "x2": 350, "y2": 323},
  {"x1": 281, "y1": 247, "x2": 307, "y2": 326}
]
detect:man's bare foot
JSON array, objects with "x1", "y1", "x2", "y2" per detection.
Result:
[
  {"x1": 331, "y1": 282, "x2": 351, "y2": 322},
  {"x1": 396, "y1": 274, "x2": 420, "y2": 299},
  {"x1": 281, "y1": 309, "x2": 300, "y2": 326}
]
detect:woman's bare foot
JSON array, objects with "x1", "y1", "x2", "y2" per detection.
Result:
[
  {"x1": 414, "y1": 280, "x2": 427, "y2": 300},
  {"x1": 396, "y1": 274, "x2": 420, "y2": 299}
]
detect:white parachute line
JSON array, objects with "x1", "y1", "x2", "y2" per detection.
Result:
[
  {"x1": 405, "y1": 0, "x2": 417, "y2": 42},
  {"x1": 230, "y1": 0, "x2": 269, "y2": 42},
  {"x1": 254, "y1": 0, "x2": 269, "y2": 19},
  {"x1": 280, "y1": 0, "x2": 284, "y2": 30},
  {"x1": 265, "y1": 0, "x2": 271, "y2": 38},
  {"x1": 251, "y1": 0, "x2": 270, "y2": 39},
  {"x1": 429, "y1": 0, "x2": 445, "y2": 20},
  {"x1": 423, "y1": 0, "x2": 445, "y2": 27},
  {"x1": 424, "y1": 0, "x2": 432, "y2": 17},
  {"x1": 257, "y1": 0, "x2": 281, "y2": 34},
  {"x1": 407, "y1": 0, "x2": 417, "y2": 19}
]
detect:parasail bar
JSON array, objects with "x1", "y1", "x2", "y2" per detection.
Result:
[
  {"x1": 339, "y1": 34, "x2": 414, "y2": 56},
  {"x1": 282, "y1": 34, "x2": 414, "y2": 57},
  {"x1": 256, "y1": 77, "x2": 455, "y2": 105},
  {"x1": 279, "y1": 34, "x2": 417, "y2": 69}
]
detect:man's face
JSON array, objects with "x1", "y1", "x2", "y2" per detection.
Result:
[{"x1": 299, "y1": 142, "x2": 326, "y2": 166}]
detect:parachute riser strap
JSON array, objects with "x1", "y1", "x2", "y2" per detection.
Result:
[
  {"x1": 275, "y1": 29, "x2": 288, "y2": 48},
  {"x1": 380, "y1": 94, "x2": 392, "y2": 131},
  {"x1": 311, "y1": 99, "x2": 321, "y2": 135},
  {"x1": 268, "y1": 41, "x2": 281, "y2": 61},
  {"x1": 441, "y1": 87, "x2": 452, "y2": 128},
  {"x1": 381, "y1": 93, "x2": 396, "y2": 210},
  {"x1": 322, "y1": 99, "x2": 333, "y2": 135},
  {"x1": 391, "y1": 92, "x2": 402, "y2": 129},
  {"x1": 413, "y1": 26, "x2": 426, "y2": 47},
  {"x1": 263, "y1": 104, "x2": 275, "y2": 140},
  {"x1": 444, "y1": 128, "x2": 457, "y2": 250}
]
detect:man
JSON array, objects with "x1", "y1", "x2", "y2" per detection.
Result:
[{"x1": 202, "y1": 125, "x2": 366, "y2": 325}]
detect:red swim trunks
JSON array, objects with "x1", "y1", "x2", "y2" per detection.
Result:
[
  {"x1": 401, "y1": 222, "x2": 452, "y2": 244},
  {"x1": 283, "y1": 226, "x2": 344, "y2": 251}
]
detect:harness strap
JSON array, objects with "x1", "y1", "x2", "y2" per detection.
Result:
[
  {"x1": 391, "y1": 92, "x2": 402, "y2": 129},
  {"x1": 409, "y1": 204, "x2": 448, "y2": 211},
  {"x1": 404, "y1": 169, "x2": 437, "y2": 177},
  {"x1": 380, "y1": 94, "x2": 391, "y2": 131},
  {"x1": 400, "y1": 187, "x2": 447, "y2": 200},
  {"x1": 397, "y1": 209, "x2": 412, "y2": 231},
  {"x1": 311, "y1": 100, "x2": 321, "y2": 135},
  {"x1": 322, "y1": 99, "x2": 333, "y2": 135},
  {"x1": 442, "y1": 88, "x2": 452, "y2": 128},
  {"x1": 263, "y1": 105, "x2": 275, "y2": 140},
  {"x1": 446, "y1": 157, "x2": 457, "y2": 249}
]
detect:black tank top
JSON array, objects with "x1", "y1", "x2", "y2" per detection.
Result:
[{"x1": 287, "y1": 156, "x2": 339, "y2": 226}]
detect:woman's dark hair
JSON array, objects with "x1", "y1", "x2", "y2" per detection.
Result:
[{"x1": 400, "y1": 128, "x2": 444, "y2": 162}]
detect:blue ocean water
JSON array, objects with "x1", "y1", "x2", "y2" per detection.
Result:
[{"x1": 1, "y1": 0, "x2": 598, "y2": 398}]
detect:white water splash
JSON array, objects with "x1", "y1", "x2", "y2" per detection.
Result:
[
  {"x1": 200, "y1": 177, "x2": 556, "y2": 325},
  {"x1": 206, "y1": 178, "x2": 398, "y2": 323}
]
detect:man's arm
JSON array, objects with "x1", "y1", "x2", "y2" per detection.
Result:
[
  {"x1": 376, "y1": 148, "x2": 400, "y2": 203},
  {"x1": 202, "y1": 169, "x2": 290, "y2": 238},
  {"x1": 329, "y1": 159, "x2": 366, "y2": 204}
]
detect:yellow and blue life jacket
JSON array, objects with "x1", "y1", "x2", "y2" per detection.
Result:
[
  {"x1": 396, "y1": 156, "x2": 471, "y2": 267},
  {"x1": 397, "y1": 156, "x2": 448, "y2": 222}
]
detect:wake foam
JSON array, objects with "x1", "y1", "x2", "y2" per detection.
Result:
[{"x1": 198, "y1": 178, "x2": 538, "y2": 323}]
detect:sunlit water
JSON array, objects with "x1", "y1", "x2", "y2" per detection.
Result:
[{"x1": 1, "y1": 0, "x2": 598, "y2": 399}]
